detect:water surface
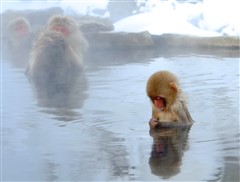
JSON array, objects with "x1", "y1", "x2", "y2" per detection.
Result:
[{"x1": 2, "y1": 49, "x2": 239, "y2": 181}]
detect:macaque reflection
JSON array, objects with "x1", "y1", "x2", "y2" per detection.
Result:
[
  {"x1": 146, "y1": 71, "x2": 193, "y2": 129},
  {"x1": 32, "y1": 75, "x2": 88, "y2": 109},
  {"x1": 149, "y1": 126, "x2": 191, "y2": 179},
  {"x1": 26, "y1": 15, "x2": 88, "y2": 85}
]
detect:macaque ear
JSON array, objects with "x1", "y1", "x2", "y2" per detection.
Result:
[{"x1": 169, "y1": 82, "x2": 178, "y2": 93}]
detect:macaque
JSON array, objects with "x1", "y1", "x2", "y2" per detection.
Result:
[
  {"x1": 146, "y1": 71, "x2": 193, "y2": 129},
  {"x1": 26, "y1": 15, "x2": 88, "y2": 84},
  {"x1": 7, "y1": 17, "x2": 32, "y2": 48},
  {"x1": 5, "y1": 17, "x2": 33, "y2": 67}
]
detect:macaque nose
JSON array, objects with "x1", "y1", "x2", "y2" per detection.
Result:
[{"x1": 155, "y1": 96, "x2": 163, "y2": 101}]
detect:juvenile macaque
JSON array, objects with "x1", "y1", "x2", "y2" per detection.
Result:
[
  {"x1": 26, "y1": 15, "x2": 88, "y2": 84},
  {"x1": 7, "y1": 17, "x2": 32, "y2": 47},
  {"x1": 146, "y1": 71, "x2": 193, "y2": 129}
]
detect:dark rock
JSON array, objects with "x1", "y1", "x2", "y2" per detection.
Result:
[
  {"x1": 152, "y1": 33, "x2": 240, "y2": 49},
  {"x1": 85, "y1": 31, "x2": 154, "y2": 50},
  {"x1": 78, "y1": 15, "x2": 114, "y2": 33}
]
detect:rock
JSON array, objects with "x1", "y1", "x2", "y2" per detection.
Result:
[
  {"x1": 84, "y1": 31, "x2": 154, "y2": 50},
  {"x1": 152, "y1": 34, "x2": 239, "y2": 49},
  {"x1": 78, "y1": 15, "x2": 114, "y2": 33}
]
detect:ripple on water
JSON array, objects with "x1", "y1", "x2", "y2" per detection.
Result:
[{"x1": 2, "y1": 54, "x2": 239, "y2": 181}]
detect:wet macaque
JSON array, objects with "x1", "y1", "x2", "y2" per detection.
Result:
[
  {"x1": 146, "y1": 71, "x2": 193, "y2": 129},
  {"x1": 7, "y1": 17, "x2": 31, "y2": 47},
  {"x1": 27, "y1": 15, "x2": 88, "y2": 83}
]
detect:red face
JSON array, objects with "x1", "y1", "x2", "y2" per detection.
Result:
[
  {"x1": 16, "y1": 23, "x2": 28, "y2": 36},
  {"x1": 151, "y1": 96, "x2": 165, "y2": 111},
  {"x1": 51, "y1": 25, "x2": 70, "y2": 37}
]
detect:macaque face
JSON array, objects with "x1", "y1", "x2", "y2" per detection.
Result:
[
  {"x1": 16, "y1": 21, "x2": 30, "y2": 36},
  {"x1": 8, "y1": 17, "x2": 31, "y2": 46},
  {"x1": 12, "y1": 19, "x2": 30, "y2": 36},
  {"x1": 147, "y1": 71, "x2": 179, "y2": 111},
  {"x1": 50, "y1": 25, "x2": 70, "y2": 36},
  {"x1": 47, "y1": 15, "x2": 78, "y2": 37},
  {"x1": 44, "y1": 15, "x2": 88, "y2": 53},
  {"x1": 7, "y1": 17, "x2": 31, "y2": 49}
]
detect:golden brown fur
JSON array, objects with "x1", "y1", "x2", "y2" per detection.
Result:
[{"x1": 146, "y1": 71, "x2": 193, "y2": 128}]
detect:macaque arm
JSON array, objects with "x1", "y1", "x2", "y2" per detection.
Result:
[
  {"x1": 157, "y1": 111, "x2": 179, "y2": 122},
  {"x1": 176, "y1": 101, "x2": 194, "y2": 123},
  {"x1": 67, "y1": 46, "x2": 84, "y2": 68}
]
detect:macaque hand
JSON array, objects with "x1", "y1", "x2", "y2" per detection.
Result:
[{"x1": 149, "y1": 118, "x2": 159, "y2": 129}]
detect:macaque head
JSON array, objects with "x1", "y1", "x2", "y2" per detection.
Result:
[
  {"x1": 7, "y1": 17, "x2": 31, "y2": 46},
  {"x1": 47, "y1": 15, "x2": 78, "y2": 37},
  {"x1": 146, "y1": 71, "x2": 180, "y2": 111},
  {"x1": 46, "y1": 15, "x2": 88, "y2": 52}
]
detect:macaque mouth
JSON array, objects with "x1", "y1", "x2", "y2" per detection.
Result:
[
  {"x1": 51, "y1": 25, "x2": 70, "y2": 37},
  {"x1": 151, "y1": 96, "x2": 166, "y2": 111}
]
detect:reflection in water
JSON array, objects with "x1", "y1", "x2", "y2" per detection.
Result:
[
  {"x1": 93, "y1": 129, "x2": 131, "y2": 180},
  {"x1": 2, "y1": 42, "x2": 239, "y2": 181},
  {"x1": 29, "y1": 72, "x2": 88, "y2": 122},
  {"x1": 86, "y1": 48, "x2": 156, "y2": 69},
  {"x1": 2, "y1": 32, "x2": 33, "y2": 69},
  {"x1": 30, "y1": 74, "x2": 87, "y2": 109},
  {"x1": 149, "y1": 126, "x2": 191, "y2": 179}
]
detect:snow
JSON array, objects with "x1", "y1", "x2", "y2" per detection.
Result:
[
  {"x1": 114, "y1": 11, "x2": 220, "y2": 37},
  {"x1": 114, "y1": 0, "x2": 239, "y2": 36}
]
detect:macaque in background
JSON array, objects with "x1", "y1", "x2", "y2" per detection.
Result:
[
  {"x1": 7, "y1": 17, "x2": 32, "y2": 48},
  {"x1": 26, "y1": 15, "x2": 88, "y2": 84},
  {"x1": 5, "y1": 17, "x2": 33, "y2": 68},
  {"x1": 146, "y1": 71, "x2": 193, "y2": 129},
  {"x1": 26, "y1": 16, "x2": 88, "y2": 113}
]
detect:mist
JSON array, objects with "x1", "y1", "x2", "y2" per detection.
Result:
[{"x1": 1, "y1": 0, "x2": 239, "y2": 182}]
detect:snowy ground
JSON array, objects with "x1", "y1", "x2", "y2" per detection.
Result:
[{"x1": 114, "y1": 0, "x2": 239, "y2": 36}]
